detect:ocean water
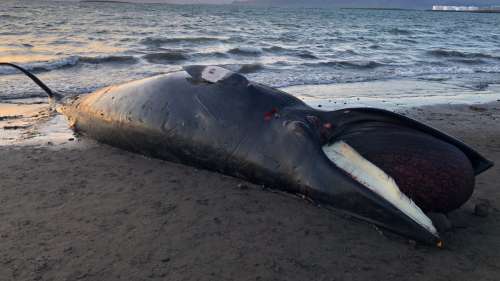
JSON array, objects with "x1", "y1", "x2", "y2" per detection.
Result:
[{"x1": 1, "y1": 0, "x2": 500, "y2": 104}]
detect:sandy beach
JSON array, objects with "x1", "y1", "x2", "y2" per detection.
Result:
[{"x1": 0, "y1": 100, "x2": 499, "y2": 281}]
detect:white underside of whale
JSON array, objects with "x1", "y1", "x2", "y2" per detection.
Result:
[{"x1": 323, "y1": 141, "x2": 438, "y2": 237}]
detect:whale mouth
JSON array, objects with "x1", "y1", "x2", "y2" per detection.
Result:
[{"x1": 322, "y1": 141, "x2": 439, "y2": 239}]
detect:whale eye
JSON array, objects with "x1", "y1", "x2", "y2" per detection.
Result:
[{"x1": 285, "y1": 120, "x2": 308, "y2": 136}]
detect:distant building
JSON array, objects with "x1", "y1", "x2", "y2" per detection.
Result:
[
  {"x1": 432, "y1": 5, "x2": 500, "y2": 12},
  {"x1": 432, "y1": 5, "x2": 479, "y2": 11}
]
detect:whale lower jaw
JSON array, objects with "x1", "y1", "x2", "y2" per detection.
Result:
[{"x1": 323, "y1": 141, "x2": 439, "y2": 238}]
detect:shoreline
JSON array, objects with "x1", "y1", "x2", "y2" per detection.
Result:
[{"x1": 284, "y1": 79, "x2": 500, "y2": 111}]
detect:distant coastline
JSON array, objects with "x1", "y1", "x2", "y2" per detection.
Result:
[
  {"x1": 232, "y1": 1, "x2": 500, "y2": 11},
  {"x1": 80, "y1": 0, "x2": 132, "y2": 3},
  {"x1": 340, "y1": 7, "x2": 417, "y2": 11}
]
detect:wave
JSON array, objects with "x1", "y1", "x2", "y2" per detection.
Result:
[
  {"x1": 237, "y1": 63, "x2": 265, "y2": 74},
  {"x1": 395, "y1": 65, "x2": 500, "y2": 77},
  {"x1": 398, "y1": 38, "x2": 418, "y2": 44},
  {"x1": 0, "y1": 56, "x2": 80, "y2": 75},
  {"x1": 427, "y1": 49, "x2": 499, "y2": 60},
  {"x1": 263, "y1": 46, "x2": 319, "y2": 59},
  {"x1": 388, "y1": 28, "x2": 412, "y2": 35},
  {"x1": 296, "y1": 51, "x2": 319, "y2": 60},
  {"x1": 0, "y1": 14, "x2": 25, "y2": 20},
  {"x1": 470, "y1": 82, "x2": 489, "y2": 91},
  {"x1": 0, "y1": 31, "x2": 30, "y2": 36},
  {"x1": 140, "y1": 36, "x2": 227, "y2": 47},
  {"x1": 0, "y1": 55, "x2": 139, "y2": 75},
  {"x1": 210, "y1": 63, "x2": 265, "y2": 74},
  {"x1": 449, "y1": 58, "x2": 486, "y2": 65},
  {"x1": 228, "y1": 46, "x2": 263, "y2": 56},
  {"x1": 208, "y1": 51, "x2": 230, "y2": 58},
  {"x1": 192, "y1": 51, "x2": 229, "y2": 59},
  {"x1": 80, "y1": 55, "x2": 138, "y2": 64},
  {"x1": 304, "y1": 60, "x2": 383, "y2": 69},
  {"x1": 142, "y1": 51, "x2": 188, "y2": 64},
  {"x1": 263, "y1": 46, "x2": 288, "y2": 53}
]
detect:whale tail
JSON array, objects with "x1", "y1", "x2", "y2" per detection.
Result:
[{"x1": 0, "y1": 62, "x2": 63, "y2": 102}]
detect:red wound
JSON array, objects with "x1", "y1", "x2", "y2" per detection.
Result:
[{"x1": 264, "y1": 108, "x2": 278, "y2": 121}]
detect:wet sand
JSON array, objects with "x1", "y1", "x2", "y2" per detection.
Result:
[{"x1": 1, "y1": 101, "x2": 500, "y2": 281}]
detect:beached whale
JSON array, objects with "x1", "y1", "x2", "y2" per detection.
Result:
[{"x1": 1, "y1": 62, "x2": 493, "y2": 246}]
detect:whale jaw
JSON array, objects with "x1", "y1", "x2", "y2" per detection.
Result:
[{"x1": 323, "y1": 141, "x2": 439, "y2": 242}]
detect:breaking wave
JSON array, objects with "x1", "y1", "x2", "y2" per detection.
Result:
[
  {"x1": 427, "y1": 49, "x2": 500, "y2": 60},
  {"x1": 140, "y1": 36, "x2": 228, "y2": 47},
  {"x1": 0, "y1": 55, "x2": 139, "y2": 75},
  {"x1": 263, "y1": 46, "x2": 288, "y2": 53},
  {"x1": 263, "y1": 46, "x2": 319, "y2": 59},
  {"x1": 237, "y1": 63, "x2": 265, "y2": 74},
  {"x1": 395, "y1": 65, "x2": 500, "y2": 77},
  {"x1": 304, "y1": 60, "x2": 384, "y2": 69},
  {"x1": 228, "y1": 46, "x2": 263, "y2": 56},
  {"x1": 449, "y1": 58, "x2": 486, "y2": 65},
  {"x1": 215, "y1": 63, "x2": 265, "y2": 74},
  {"x1": 79, "y1": 55, "x2": 138, "y2": 64},
  {"x1": 0, "y1": 56, "x2": 80, "y2": 74},
  {"x1": 388, "y1": 28, "x2": 413, "y2": 35},
  {"x1": 296, "y1": 51, "x2": 319, "y2": 60},
  {"x1": 0, "y1": 14, "x2": 25, "y2": 20},
  {"x1": 142, "y1": 51, "x2": 188, "y2": 64}
]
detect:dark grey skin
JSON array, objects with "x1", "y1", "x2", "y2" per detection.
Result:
[{"x1": 1, "y1": 63, "x2": 493, "y2": 246}]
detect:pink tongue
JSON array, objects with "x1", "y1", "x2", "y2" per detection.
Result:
[{"x1": 342, "y1": 130, "x2": 475, "y2": 213}]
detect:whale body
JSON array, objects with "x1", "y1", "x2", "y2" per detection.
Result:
[{"x1": 1, "y1": 63, "x2": 493, "y2": 246}]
